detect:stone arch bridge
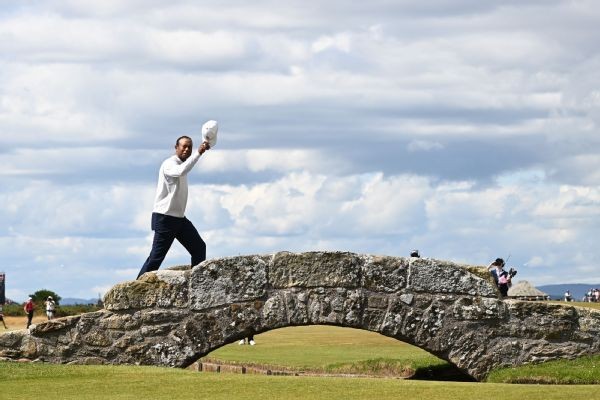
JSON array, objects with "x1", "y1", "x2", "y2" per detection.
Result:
[{"x1": 1, "y1": 252, "x2": 600, "y2": 380}]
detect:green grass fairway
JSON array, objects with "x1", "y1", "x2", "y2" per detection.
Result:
[
  {"x1": 1, "y1": 362, "x2": 599, "y2": 400},
  {"x1": 203, "y1": 325, "x2": 448, "y2": 376},
  {"x1": 548, "y1": 301, "x2": 600, "y2": 310}
]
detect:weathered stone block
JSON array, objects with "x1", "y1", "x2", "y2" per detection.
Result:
[
  {"x1": 51, "y1": 330, "x2": 73, "y2": 347},
  {"x1": 504, "y1": 301, "x2": 580, "y2": 340},
  {"x1": 75, "y1": 311, "x2": 112, "y2": 336},
  {"x1": 189, "y1": 255, "x2": 267, "y2": 310},
  {"x1": 270, "y1": 251, "x2": 362, "y2": 289},
  {"x1": 283, "y1": 290, "x2": 310, "y2": 325},
  {"x1": 141, "y1": 310, "x2": 188, "y2": 325},
  {"x1": 104, "y1": 270, "x2": 190, "y2": 310},
  {"x1": 577, "y1": 309, "x2": 600, "y2": 335},
  {"x1": 362, "y1": 308, "x2": 386, "y2": 331},
  {"x1": 262, "y1": 292, "x2": 294, "y2": 328},
  {"x1": 343, "y1": 289, "x2": 364, "y2": 327},
  {"x1": 417, "y1": 302, "x2": 447, "y2": 339},
  {"x1": 260, "y1": 297, "x2": 284, "y2": 327},
  {"x1": 20, "y1": 336, "x2": 38, "y2": 359},
  {"x1": 307, "y1": 288, "x2": 363, "y2": 325},
  {"x1": 379, "y1": 297, "x2": 412, "y2": 337},
  {"x1": 180, "y1": 313, "x2": 221, "y2": 347},
  {"x1": 362, "y1": 256, "x2": 408, "y2": 292},
  {"x1": 227, "y1": 303, "x2": 263, "y2": 335},
  {"x1": 100, "y1": 313, "x2": 141, "y2": 330},
  {"x1": 399, "y1": 294, "x2": 414, "y2": 305},
  {"x1": 367, "y1": 295, "x2": 388, "y2": 309},
  {"x1": 140, "y1": 325, "x2": 175, "y2": 337},
  {"x1": 154, "y1": 269, "x2": 191, "y2": 308},
  {"x1": 452, "y1": 297, "x2": 505, "y2": 320},
  {"x1": 114, "y1": 332, "x2": 145, "y2": 349},
  {"x1": 0, "y1": 330, "x2": 25, "y2": 348},
  {"x1": 399, "y1": 309, "x2": 424, "y2": 338},
  {"x1": 31, "y1": 316, "x2": 81, "y2": 335},
  {"x1": 83, "y1": 331, "x2": 112, "y2": 347},
  {"x1": 408, "y1": 258, "x2": 497, "y2": 296}
]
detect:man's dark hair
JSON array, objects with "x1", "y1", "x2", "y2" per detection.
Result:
[{"x1": 175, "y1": 135, "x2": 192, "y2": 147}]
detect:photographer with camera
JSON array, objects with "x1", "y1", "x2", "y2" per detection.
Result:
[
  {"x1": 488, "y1": 258, "x2": 517, "y2": 297},
  {"x1": 487, "y1": 258, "x2": 505, "y2": 285},
  {"x1": 497, "y1": 266, "x2": 517, "y2": 297}
]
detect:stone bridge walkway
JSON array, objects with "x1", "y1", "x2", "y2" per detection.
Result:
[{"x1": 1, "y1": 251, "x2": 599, "y2": 380}]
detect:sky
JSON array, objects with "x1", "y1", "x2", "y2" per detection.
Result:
[{"x1": 1, "y1": 1, "x2": 599, "y2": 302}]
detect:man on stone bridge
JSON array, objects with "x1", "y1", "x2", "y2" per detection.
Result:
[{"x1": 137, "y1": 121, "x2": 217, "y2": 279}]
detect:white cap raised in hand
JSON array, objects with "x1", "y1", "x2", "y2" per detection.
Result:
[{"x1": 202, "y1": 120, "x2": 218, "y2": 147}]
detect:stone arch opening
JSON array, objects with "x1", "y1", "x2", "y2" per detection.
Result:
[{"x1": 198, "y1": 324, "x2": 473, "y2": 380}]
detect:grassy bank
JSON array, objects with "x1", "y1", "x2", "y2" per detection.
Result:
[
  {"x1": 1, "y1": 362, "x2": 599, "y2": 400},
  {"x1": 488, "y1": 355, "x2": 600, "y2": 384}
]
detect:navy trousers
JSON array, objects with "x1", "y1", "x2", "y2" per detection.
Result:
[{"x1": 137, "y1": 213, "x2": 206, "y2": 279}]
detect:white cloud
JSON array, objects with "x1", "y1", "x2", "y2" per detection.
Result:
[
  {"x1": 525, "y1": 256, "x2": 544, "y2": 267},
  {"x1": 2, "y1": 169, "x2": 600, "y2": 298},
  {"x1": 407, "y1": 140, "x2": 444, "y2": 152},
  {"x1": 312, "y1": 33, "x2": 352, "y2": 53},
  {"x1": 1, "y1": 0, "x2": 600, "y2": 300}
]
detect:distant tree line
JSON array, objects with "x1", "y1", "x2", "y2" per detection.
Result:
[{"x1": 2, "y1": 288, "x2": 102, "y2": 317}]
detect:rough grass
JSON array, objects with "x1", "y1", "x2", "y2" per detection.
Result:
[
  {"x1": 2, "y1": 315, "x2": 47, "y2": 331},
  {"x1": 487, "y1": 355, "x2": 600, "y2": 384},
  {"x1": 1, "y1": 362, "x2": 600, "y2": 400}
]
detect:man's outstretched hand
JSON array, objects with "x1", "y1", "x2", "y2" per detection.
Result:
[{"x1": 199, "y1": 141, "x2": 211, "y2": 154}]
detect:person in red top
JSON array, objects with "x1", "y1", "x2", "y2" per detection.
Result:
[{"x1": 24, "y1": 297, "x2": 35, "y2": 328}]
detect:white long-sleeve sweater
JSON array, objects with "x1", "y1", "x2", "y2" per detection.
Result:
[{"x1": 152, "y1": 152, "x2": 201, "y2": 217}]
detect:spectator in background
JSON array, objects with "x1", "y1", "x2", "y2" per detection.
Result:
[
  {"x1": 24, "y1": 297, "x2": 35, "y2": 329},
  {"x1": 564, "y1": 290, "x2": 573, "y2": 302},
  {"x1": 497, "y1": 267, "x2": 512, "y2": 297},
  {"x1": 586, "y1": 289, "x2": 593, "y2": 302},
  {"x1": 487, "y1": 258, "x2": 504, "y2": 286},
  {"x1": 45, "y1": 296, "x2": 56, "y2": 320},
  {"x1": 238, "y1": 335, "x2": 256, "y2": 346}
]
